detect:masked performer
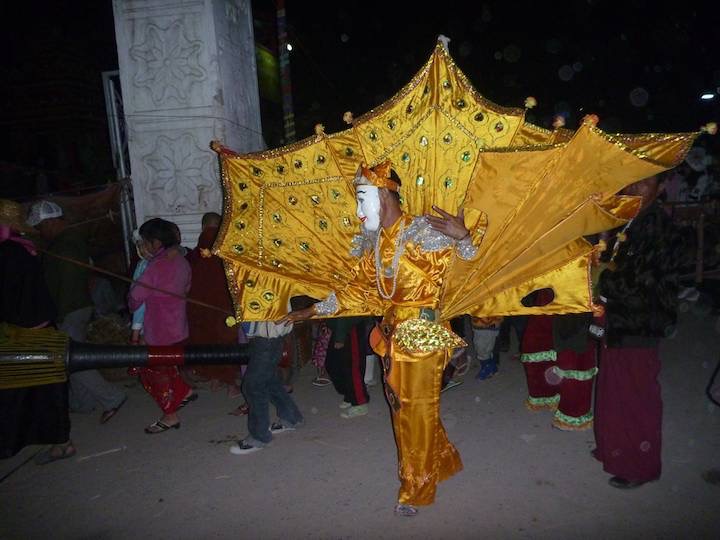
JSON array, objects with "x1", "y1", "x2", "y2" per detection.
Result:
[
  {"x1": 284, "y1": 161, "x2": 479, "y2": 516},
  {"x1": 214, "y1": 39, "x2": 700, "y2": 521}
]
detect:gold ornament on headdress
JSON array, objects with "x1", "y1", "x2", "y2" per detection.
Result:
[{"x1": 354, "y1": 160, "x2": 400, "y2": 192}]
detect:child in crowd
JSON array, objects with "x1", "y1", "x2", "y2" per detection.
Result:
[
  {"x1": 129, "y1": 230, "x2": 150, "y2": 345},
  {"x1": 472, "y1": 316, "x2": 503, "y2": 380}
]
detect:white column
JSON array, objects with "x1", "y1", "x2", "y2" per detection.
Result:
[{"x1": 113, "y1": 0, "x2": 264, "y2": 246}]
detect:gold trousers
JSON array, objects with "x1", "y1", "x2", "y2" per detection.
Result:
[{"x1": 384, "y1": 341, "x2": 463, "y2": 506}]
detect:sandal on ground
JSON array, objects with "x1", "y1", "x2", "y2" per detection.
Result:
[
  {"x1": 100, "y1": 396, "x2": 127, "y2": 424},
  {"x1": 227, "y1": 385, "x2": 243, "y2": 399},
  {"x1": 35, "y1": 443, "x2": 76, "y2": 465},
  {"x1": 394, "y1": 504, "x2": 418, "y2": 517},
  {"x1": 144, "y1": 420, "x2": 180, "y2": 434},
  {"x1": 178, "y1": 393, "x2": 199, "y2": 409},
  {"x1": 441, "y1": 379, "x2": 464, "y2": 393},
  {"x1": 228, "y1": 403, "x2": 250, "y2": 416}
]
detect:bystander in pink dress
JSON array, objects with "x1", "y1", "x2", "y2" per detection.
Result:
[{"x1": 129, "y1": 246, "x2": 192, "y2": 430}]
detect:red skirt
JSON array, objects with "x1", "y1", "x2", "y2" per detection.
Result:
[
  {"x1": 593, "y1": 346, "x2": 662, "y2": 482},
  {"x1": 128, "y1": 339, "x2": 191, "y2": 415}
]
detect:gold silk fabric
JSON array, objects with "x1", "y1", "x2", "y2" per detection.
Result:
[
  {"x1": 213, "y1": 40, "x2": 699, "y2": 322},
  {"x1": 334, "y1": 215, "x2": 451, "y2": 316},
  {"x1": 344, "y1": 214, "x2": 465, "y2": 505},
  {"x1": 211, "y1": 37, "x2": 703, "y2": 509},
  {"x1": 384, "y1": 342, "x2": 463, "y2": 506}
]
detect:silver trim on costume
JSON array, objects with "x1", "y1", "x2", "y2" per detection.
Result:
[
  {"x1": 314, "y1": 291, "x2": 339, "y2": 316},
  {"x1": 456, "y1": 235, "x2": 478, "y2": 260},
  {"x1": 350, "y1": 231, "x2": 377, "y2": 257},
  {"x1": 405, "y1": 217, "x2": 456, "y2": 252}
]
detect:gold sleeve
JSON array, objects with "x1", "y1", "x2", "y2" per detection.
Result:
[{"x1": 315, "y1": 251, "x2": 385, "y2": 317}]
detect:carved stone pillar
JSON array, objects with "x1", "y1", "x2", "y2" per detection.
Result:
[{"x1": 112, "y1": 0, "x2": 263, "y2": 246}]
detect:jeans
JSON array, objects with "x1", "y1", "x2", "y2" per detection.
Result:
[{"x1": 243, "y1": 336, "x2": 303, "y2": 444}]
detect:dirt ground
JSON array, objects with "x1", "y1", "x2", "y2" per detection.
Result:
[{"x1": 1, "y1": 307, "x2": 719, "y2": 539}]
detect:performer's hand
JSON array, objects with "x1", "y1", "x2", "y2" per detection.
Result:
[
  {"x1": 278, "y1": 306, "x2": 315, "y2": 326},
  {"x1": 426, "y1": 206, "x2": 469, "y2": 240},
  {"x1": 333, "y1": 341, "x2": 345, "y2": 349}
]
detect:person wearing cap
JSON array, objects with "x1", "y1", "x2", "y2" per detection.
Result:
[
  {"x1": 27, "y1": 200, "x2": 127, "y2": 424},
  {"x1": 282, "y1": 161, "x2": 481, "y2": 517},
  {"x1": 0, "y1": 199, "x2": 74, "y2": 463}
]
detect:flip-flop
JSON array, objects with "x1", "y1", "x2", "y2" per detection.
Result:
[
  {"x1": 144, "y1": 420, "x2": 180, "y2": 434},
  {"x1": 228, "y1": 403, "x2": 250, "y2": 416},
  {"x1": 441, "y1": 379, "x2": 464, "y2": 393},
  {"x1": 227, "y1": 386, "x2": 243, "y2": 399},
  {"x1": 100, "y1": 396, "x2": 127, "y2": 424},
  {"x1": 178, "y1": 393, "x2": 199, "y2": 409},
  {"x1": 35, "y1": 444, "x2": 76, "y2": 465},
  {"x1": 312, "y1": 377, "x2": 331, "y2": 387}
]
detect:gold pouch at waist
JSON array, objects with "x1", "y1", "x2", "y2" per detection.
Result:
[{"x1": 393, "y1": 318, "x2": 466, "y2": 354}]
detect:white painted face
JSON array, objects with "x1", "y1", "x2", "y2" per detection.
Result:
[{"x1": 355, "y1": 184, "x2": 381, "y2": 232}]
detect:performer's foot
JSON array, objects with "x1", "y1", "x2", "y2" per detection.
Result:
[
  {"x1": 608, "y1": 476, "x2": 647, "y2": 489},
  {"x1": 394, "y1": 503, "x2": 418, "y2": 517}
]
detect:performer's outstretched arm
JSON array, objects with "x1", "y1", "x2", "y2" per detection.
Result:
[{"x1": 281, "y1": 250, "x2": 382, "y2": 323}]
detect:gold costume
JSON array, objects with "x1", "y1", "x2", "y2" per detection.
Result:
[
  {"x1": 212, "y1": 42, "x2": 698, "y2": 324},
  {"x1": 211, "y1": 39, "x2": 705, "y2": 507},
  {"x1": 321, "y1": 213, "x2": 476, "y2": 505}
]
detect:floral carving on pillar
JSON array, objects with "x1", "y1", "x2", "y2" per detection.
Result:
[
  {"x1": 142, "y1": 133, "x2": 214, "y2": 212},
  {"x1": 130, "y1": 21, "x2": 207, "y2": 105}
]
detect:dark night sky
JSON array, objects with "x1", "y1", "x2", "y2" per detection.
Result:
[
  {"x1": 283, "y1": 0, "x2": 719, "y2": 142},
  {"x1": 2, "y1": 1, "x2": 719, "y2": 154}
]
